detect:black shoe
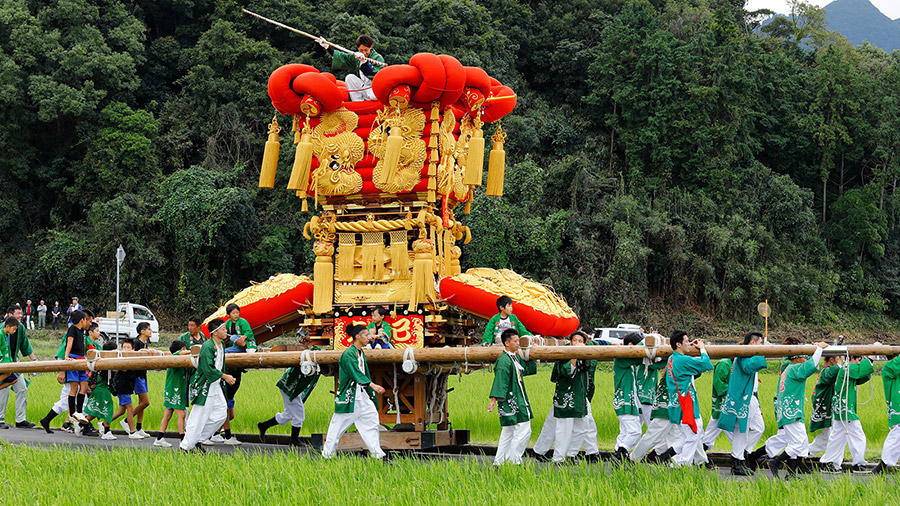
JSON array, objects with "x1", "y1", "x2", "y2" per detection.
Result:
[
  {"x1": 39, "y1": 417, "x2": 53, "y2": 434},
  {"x1": 731, "y1": 457, "x2": 752, "y2": 476},
  {"x1": 15, "y1": 421, "x2": 35, "y2": 429},
  {"x1": 585, "y1": 453, "x2": 602, "y2": 463},
  {"x1": 0, "y1": 423, "x2": 10, "y2": 429},
  {"x1": 784, "y1": 457, "x2": 801, "y2": 478},
  {"x1": 850, "y1": 464, "x2": 871, "y2": 474},
  {"x1": 81, "y1": 424, "x2": 100, "y2": 437},
  {"x1": 704, "y1": 460, "x2": 716, "y2": 470},
  {"x1": 821, "y1": 462, "x2": 843, "y2": 474},
  {"x1": 703, "y1": 443, "x2": 712, "y2": 452},
  {"x1": 290, "y1": 425, "x2": 302, "y2": 447},
  {"x1": 610, "y1": 447, "x2": 629, "y2": 463},
  {"x1": 257, "y1": 417, "x2": 277, "y2": 443},
  {"x1": 657, "y1": 447, "x2": 677, "y2": 464},
  {"x1": 746, "y1": 447, "x2": 767, "y2": 471},
  {"x1": 797, "y1": 457, "x2": 812, "y2": 474},
  {"x1": 872, "y1": 461, "x2": 888, "y2": 475},
  {"x1": 768, "y1": 451, "x2": 789, "y2": 479},
  {"x1": 61, "y1": 421, "x2": 74, "y2": 433},
  {"x1": 644, "y1": 450, "x2": 659, "y2": 463}
]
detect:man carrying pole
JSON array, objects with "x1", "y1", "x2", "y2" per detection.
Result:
[
  {"x1": 666, "y1": 330, "x2": 713, "y2": 467},
  {"x1": 718, "y1": 331, "x2": 768, "y2": 475}
]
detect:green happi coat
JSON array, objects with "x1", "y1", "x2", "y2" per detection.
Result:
[
  {"x1": 666, "y1": 351, "x2": 713, "y2": 422},
  {"x1": 650, "y1": 373, "x2": 671, "y2": 420},
  {"x1": 163, "y1": 351, "x2": 192, "y2": 410},
  {"x1": 365, "y1": 321, "x2": 393, "y2": 346},
  {"x1": 84, "y1": 371, "x2": 114, "y2": 423},
  {"x1": 613, "y1": 357, "x2": 644, "y2": 416},
  {"x1": 775, "y1": 355, "x2": 820, "y2": 428},
  {"x1": 277, "y1": 367, "x2": 320, "y2": 402},
  {"x1": 332, "y1": 48, "x2": 385, "y2": 78},
  {"x1": 225, "y1": 317, "x2": 257, "y2": 350},
  {"x1": 709, "y1": 358, "x2": 733, "y2": 420},
  {"x1": 178, "y1": 331, "x2": 206, "y2": 347},
  {"x1": 2, "y1": 324, "x2": 31, "y2": 362},
  {"x1": 490, "y1": 351, "x2": 537, "y2": 426},
  {"x1": 832, "y1": 358, "x2": 873, "y2": 422},
  {"x1": 551, "y1": 358, "x2": 594, "y2": 419},
  {"x1": 882, "y1": 355, "x2": 900, "y2": 427},
  {"x1": 636, "y1": 359, "x2": 666, "y2": 405},
  {"x1": 809, "y1": 364, "x2": 840, "y2": 432},
  {"x1": 189, "y1": 339, "x2": 225, "y2": 406},
  {"x1": 334, "y1": 346, "x2": 378, "y2": 414},
  {"x1": 717, "y1": 356, "x2": 767, "y2": 433},
  {"x1": 481, "y1": 314, "x2": 531, "y2": 346}
]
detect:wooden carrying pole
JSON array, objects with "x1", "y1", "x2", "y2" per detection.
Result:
[{"x1": 0, "y1": 344, "x2": 896, "y2": 375}]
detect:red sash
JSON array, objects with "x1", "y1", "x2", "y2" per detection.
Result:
[{"x1": 667, "y1": 358, "x2": 698, "y2": 433}]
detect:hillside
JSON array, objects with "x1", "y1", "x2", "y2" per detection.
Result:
[{"x1": 824, "y1": 0, "x2": 900, "y2": 51}]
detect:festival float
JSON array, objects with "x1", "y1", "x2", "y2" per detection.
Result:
[{"x1": 212, "y1": 12, "x2": 581, "y2": 449}]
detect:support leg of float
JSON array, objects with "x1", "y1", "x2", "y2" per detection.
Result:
[{"x1": 414, "y1": 373, "x2": 426, "y2": 431}]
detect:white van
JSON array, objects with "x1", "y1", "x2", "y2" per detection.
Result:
[{"x1": 592, "y1": 324, "x2": 642, "y2": 344}]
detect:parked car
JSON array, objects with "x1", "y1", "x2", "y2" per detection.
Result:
[
  {"x1": 96, "y1": 303, "x2": 160, "y2": 343},
  {"x1": 592, "y1": 324, "x2": 642, "y2": 345}
]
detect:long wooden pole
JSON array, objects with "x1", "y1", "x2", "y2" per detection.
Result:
[{"x1": 0, "y1": 344, "x2": 896, "y2": 375}]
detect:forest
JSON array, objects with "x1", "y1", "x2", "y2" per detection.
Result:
[{"x1": 2, "y1": 0, "x2": 899, "y2": 329}]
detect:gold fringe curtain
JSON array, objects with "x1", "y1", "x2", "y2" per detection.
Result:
[
  {"x1": 389, "y1": 230, "x2": 411, "y2": 280},
  {"x1": 360, "y1": 231, "x2": 385, "y2": 281},
  {"x1": 408, "y1": 238, "x2": 436, "y2": 311},
  {"x1": 312, "y1": 241, "x2": 335, "y2": 314},
  {"x1": 337, "y1": 233, "x2": 356, "y2": 281}
]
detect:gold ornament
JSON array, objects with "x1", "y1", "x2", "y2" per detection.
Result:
[
  {"x1": 370, "y1": 108, "x2": 427, "y2": 193},
  {"x1": 311, "y1": 109, "x2": 364, "y2": 196}
]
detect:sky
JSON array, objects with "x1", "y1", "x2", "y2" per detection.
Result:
[{"x1": 745, "y1": 0, "x2": 900, "y2": 19}]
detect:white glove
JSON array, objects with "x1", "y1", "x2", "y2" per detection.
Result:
[
  {"x1": 353, "y1": 51, "x2": 365, "y2": 61},
  {"x1": 316, "y1": 36, "x2": 328, "y2": 49}
]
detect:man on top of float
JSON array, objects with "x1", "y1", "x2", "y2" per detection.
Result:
[{"x1": 317, "y1": 34, "x2": 383, "y2": 102}]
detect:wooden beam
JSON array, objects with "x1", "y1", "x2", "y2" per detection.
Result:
[{"x1": 0, "y1": 344, "x2": 895, "y2": 374}]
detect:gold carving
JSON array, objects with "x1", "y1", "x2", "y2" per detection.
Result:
[
  {"x1": 312, "y1": 108, "x2": 364, "y2": 196},
  {"x1": 203, "y1": 273, "x2": 312, "y2": 324},
  {"x1": 370, "y1": 108, "x2": 427, "y2": 192},
  {"x1": 449, "y1": 268, "x2": 577, "y2": 318}
]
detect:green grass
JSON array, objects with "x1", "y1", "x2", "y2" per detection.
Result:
[{"x1": 0, "y1": 444, "x2": 898, "y2": 505}]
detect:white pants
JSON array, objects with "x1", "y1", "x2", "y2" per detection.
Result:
[
  {"x1": 552, "y1": 406, "x2": 599, "y2": 461},
  {"x1": 882, "y1": 424, "x2": 900, "y2": 467},
  {"x1": 727, "y1": 395, "x2": 764, "y2": 458},
  {"x1": 809, "y1": 427, "x2": 831, "y2": 456},
  {"x1": 672, "y1": 417, "x2": 707, "y2": 466},
  {"x1": 274, "y1": 391, "x2": 305, "y2": 428},
  {"x1": 571, "y1": 404, "x2": 599, "y2": 456},
  {"x1": 782, "y1": 421, "x2": 811, "y2": 459},
  {"x1": 765, "y1": 427, "x2": 788, "y2": 458},
  {"x1": 701, "y1": 417, "x2": 734, "y2": 448},
  {"x1": 322, "y1": 385, "x2": 384, "y2": 459},
  {"x1": 615, "y1": 414, "x2": 642, "y2": 452},
  {"x1": 533, "y1": 411, "x2": 557, "y2": 456},
  {"x1": 639, "y1": 403, "x2": 652, "y2": 427},
  {"x1": 52, "y1": 384, "x2": 71, "y2": 414},
  {"x1": 0, "y1": 376, "x2": 28, "y2": 423},
  {"x1": 495, "y1": 421, "x2": 531, "y2": 465},
  {"x1": 180, "y1": 383, "x2": 228, "y2": 450},
  {"x1": 631, "y1": 418, "x2": 679, "y2": 461},
  {"x1": 345, "y1": 74, "x2": 376, "y2": 101},
  {"x1": 820, "y1": 419, "x2": 866, "y2": 466}
]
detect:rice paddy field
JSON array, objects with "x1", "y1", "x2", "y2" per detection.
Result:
[{"x1": 3, "y1": 333, "x2": 900, "y2": 503}]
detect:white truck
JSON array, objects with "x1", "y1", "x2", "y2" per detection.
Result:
[{"x1": 96, "y1": 303, "x2": 160, "y2": 343}]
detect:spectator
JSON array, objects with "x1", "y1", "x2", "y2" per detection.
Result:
[
  {"x1": 51, "y1": 301, "x2": 62, "y2": 331},
  {"x1": 24, "y1": 301, "x2": 35, "y2": 330},
  {"x1": 67, "y1": 297, "x2": 82, "y2": 324},
  {"x1": 37, "y1": 300, "x2": 47, "y2": 330}
]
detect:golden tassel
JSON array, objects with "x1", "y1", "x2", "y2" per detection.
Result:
[
  {"x1": 287, "y1": 116, "x2": 313, "y2": 192},
  {"x1": 301, "y1": 198, "x2": 309, "y2": 212},
  {"x1": 486, "y1": 124, "x2": 507, "y2": 197},
  {"x1": 380, "y1": 112, "x2": 403, "y2": 183},
  {"x1": 390, "y1": 230, "x2": 410, "y2": 279},
  {"x1": 258, "y1": 116, "x2": 282, "y2": 189},
  {"x1": 408, "y1": 237, "x2": 436, "y2": 311},
  {"x1": 312, "y1": 241, "x2": 335, "y2": 314},
  {"x1": 464, "y1": 118, "x2": 485, "y2": 186},
  {"x1": 441, "y1": 229, "x2": 454, "y2": 278},
  {"x1": 360, "y1": 232, "x2": 384, "y2": 281},
  {"x1": 337, "y1": 233, "x2": 356, "y2": 281},
  {"x1": 464, "y1": 191, "x2": 472, "y2": 214}
]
